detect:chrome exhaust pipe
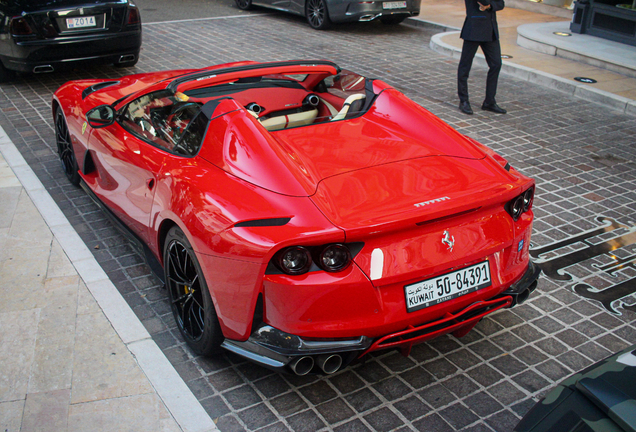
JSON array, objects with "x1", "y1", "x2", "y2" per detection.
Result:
[
  {"x1": 289, "y1": 356, "x2": 314, "y2": 376},
  {"x1": 119, "y1": 54, "x2": 136, "y2": 63},
  {"x1": 316, "y1": 354, "x2": 342, "y2": 375},
  {"x1": 33, "y1": 65, "x2": 54, "y2": 73},
  {"x1": 359, "y1": 14, "x2": 380, "y2": 21}
]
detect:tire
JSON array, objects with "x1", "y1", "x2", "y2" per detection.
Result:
[
  {"x1": 164, "y1": 226, "x2": 223, "y2": 356},
  {"x1": 54, "y1": 106, "x2": 81, "y2": 186},
  {"x1": 380, "y1": 16, "x2": 406, "y2": 25},
  {"x1": 306, "y1": 0, "x2": 331, "y2": 30},
  {"x1": 235, "y1": 0, "x2": 252, "y2": 10}
]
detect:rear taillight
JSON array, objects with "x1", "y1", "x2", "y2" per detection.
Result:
[
  {"x1": 10, "y1": 17, "x2": 34, "y2": 36},
  {"x1": 319, "y1": 244, "x2": 352, "y2": 273},
  {"x1": 126, "y1": 7, "x2": 141, "y2": 25},
  {"x1": 271, "y1": 243, "x2": 361, "y2": 275},
  {"x1": 277, "y1": 247, "x2": 312, "y2": 275}
]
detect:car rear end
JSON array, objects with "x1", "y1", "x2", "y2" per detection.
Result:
[
  {"x1": 222, "y1": 100, "x2": 539, "y2": 375},
  {"x1": 248, "y1": 155, "x2": 538, "y2": 373},
  {"x1": 328, "y1": 0, "x2": 420, "y2": 23},
  {"x1": 3, "y1": 0, "x2": 141, "y2": 74}
]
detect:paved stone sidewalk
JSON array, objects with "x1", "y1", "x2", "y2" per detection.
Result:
[{"x1": 0, "y1": 151, "x2": 195, "y2": 432}]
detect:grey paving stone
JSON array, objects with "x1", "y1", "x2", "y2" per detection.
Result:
[
  {"x1": 316, "y1": 398, "x2": 355, "y2": 425},
  {"x1": 344, "y1": 388, "x2": 382, "y2": 414},
  {"x1": 363, "y1": 407, "x2": 404, "y2": 432},
  {"x1": 285, "y1": 409, "x2": 326, "y2": 432},
  {"x1": 270, "y1": 392, "x2": 308, "y2": 418},
  {"x1": 298, "y1": 381, "x2": 337, "y2": 406},
  {"x1": 464, "y1": 392, "x2": 504, "y2": 418},
  {"x1": 442, "y1": 374, "x2": 480, "y2": 398},
  {"x1": 422, "y1": 358, "x2": 458, "y2": 379},
  {"x1": 440, "y1": 403, "x2": 480, "y2": 430},
  {"x1": 238, "y1": 403, "x2": 279, "y2": 430},
  {"x1": 332, "y1": 419, "x2": 372, "y2": 432},
  {"x1": 412, "y1": 413, "x2": 455, "y2": 432},
  {"x1": 512, "y1": 370, "x2": 551, "y2": 394},
  {"x1": 224, "y1": 385, "x2": 263, "y2": 410},
  {"x1": 394, "y1": 395, "x2": 430, "y2": 421},
  {"x1": 419, "y1": 384, "x2": 456, "y2": 409}
]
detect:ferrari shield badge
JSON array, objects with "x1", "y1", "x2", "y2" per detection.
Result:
[
  {"x1": 442, "y1": 231, "x2": 454, "y2": 252},
  {"x1": 82, "y1": 121, "x2": 87, "y2": 135}
]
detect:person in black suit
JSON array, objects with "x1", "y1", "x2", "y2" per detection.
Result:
[{"x1": 457, "y1": 0, "x2": 507, "y2": 115}]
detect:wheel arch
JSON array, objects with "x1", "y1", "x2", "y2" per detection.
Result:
[{"x1": 157, "y1": 217, "x2": 179, "y2": 267}]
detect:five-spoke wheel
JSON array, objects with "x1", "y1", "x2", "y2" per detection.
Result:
[
  {"x1": 164, "y1": 226, "x2": 223, "y2": 355},
  {"x1": 55, "y1": 107, "x2": 80, "y2": 185},
  {"x1": 306, "y1": 0, "x2": 331, "y2": 30}
]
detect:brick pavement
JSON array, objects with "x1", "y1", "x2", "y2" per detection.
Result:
[{"x1": 0, "y1": 13, "x2": 635, "y2": 432}]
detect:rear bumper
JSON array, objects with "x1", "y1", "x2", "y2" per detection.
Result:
[
  {"x1": 1, "y1": 30, "x2": 141, "y2": 73},
  {"x1": 224, "y1": 261, "x2": 541, "y2": 374},
  {"x1": 330, "y1": 0, "x2": 419, "y2": 22}
]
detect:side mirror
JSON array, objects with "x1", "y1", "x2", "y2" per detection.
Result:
[{"x1": 86, "y1": 105, "x2": 115, "y2": 128}]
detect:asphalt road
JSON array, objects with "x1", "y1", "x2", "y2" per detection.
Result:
[{"x1": 134, "y1": 0, "x2": 258, "y2": 23}]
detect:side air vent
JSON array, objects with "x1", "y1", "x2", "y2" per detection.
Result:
[{"x1": 82, "y1": 81, "x2": 120, "y2": 99}]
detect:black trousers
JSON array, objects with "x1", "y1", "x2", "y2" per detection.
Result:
[{"x1": 457, "y1": 39, "x2": 502, "y2": 105}]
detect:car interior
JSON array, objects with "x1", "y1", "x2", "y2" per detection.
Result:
[{"x1": 117, "y1": 70, "x2": 375, "y2": 155}]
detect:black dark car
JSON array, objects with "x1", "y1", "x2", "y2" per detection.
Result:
[
  {"x1": 0, "y1": 0, "x2": 141, "y2": 82},
  {"x1": 515, "y1": 344, "x2": 636, "y2": 432}
]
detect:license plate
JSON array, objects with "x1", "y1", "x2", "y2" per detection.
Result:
[
  {"x1": 66, "y1": 16, "x2": 96, "y2": 29},
  {"x1": 404, "y1": 261, "x2": 491, "y2": 313},
  {"x1": 383, "y1": 1, "x2": 407, "y2": 9}
]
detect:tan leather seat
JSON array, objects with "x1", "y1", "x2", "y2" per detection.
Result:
[
  {"x1": 259, "y1": 108, "x2": 319, "y2": 131},
  {"x1": 331, "y1": 93, "x2": 366, "y2": 122}
]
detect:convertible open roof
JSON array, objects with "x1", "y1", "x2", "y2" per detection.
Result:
[{"x1": 166, "y1": 60, "x2": 341, "y2": 94}]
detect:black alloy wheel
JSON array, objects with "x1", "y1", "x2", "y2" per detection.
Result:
[
  {"x1": 55, "y1": 107, "x2": 80, "y2": 185},
  {"x1": 164, "y1": 226, "x2": 223, "y2": 355},
  {"x1": 306, "y1": 0, "x2": 331, "y2": 30},
  {"x1": 235, "y1": 0, "x2": 252, "y2": 10}
]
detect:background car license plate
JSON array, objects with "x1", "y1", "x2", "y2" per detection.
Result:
[
  {"x1": 404, "y1": 261, "x2": 491, "y2": 312},
  {"x1": 383, "y1": 1, "x2": 407, "y2": 9},
  {"x1": 66, "y1": 16, "x2": 96, "y2": 29}
]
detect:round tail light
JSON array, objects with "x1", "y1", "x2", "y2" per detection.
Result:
[
  {"x1": 319, "y1": 244, "x2": 351, "y2": 272},
  {"x1": 278, "y1": 247, "x2": 312, "y2": 275}
]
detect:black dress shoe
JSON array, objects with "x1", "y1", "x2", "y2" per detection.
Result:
[
  {"x1": 459, "y1": 101, "x2": 473, "y2": 115},
  {"x1": 481, "y1": 102, "x2": 507, "y2": 114}
]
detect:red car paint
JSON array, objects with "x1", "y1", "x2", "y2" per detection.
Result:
[{"x1": 53, "y1": 60, "x2": 538, "y2": 371}]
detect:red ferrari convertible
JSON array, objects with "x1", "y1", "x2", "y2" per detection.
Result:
[{"x1": 53, "y1": 60, "x2": 540, "y2": 375}]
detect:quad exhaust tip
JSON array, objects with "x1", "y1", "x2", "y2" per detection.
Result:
[
  {"x1": 33, "y1": 65, "x2": 54, "y2": 73},
  {"x1": 289, "y1": 354, "x2": 343, "y2": 375},
  {"x1": 289, "y1": 356, "x2": 314, "y2": 376},
  {"x1": 316, "y1": 354, "x2": 342, "y2": 375}
]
